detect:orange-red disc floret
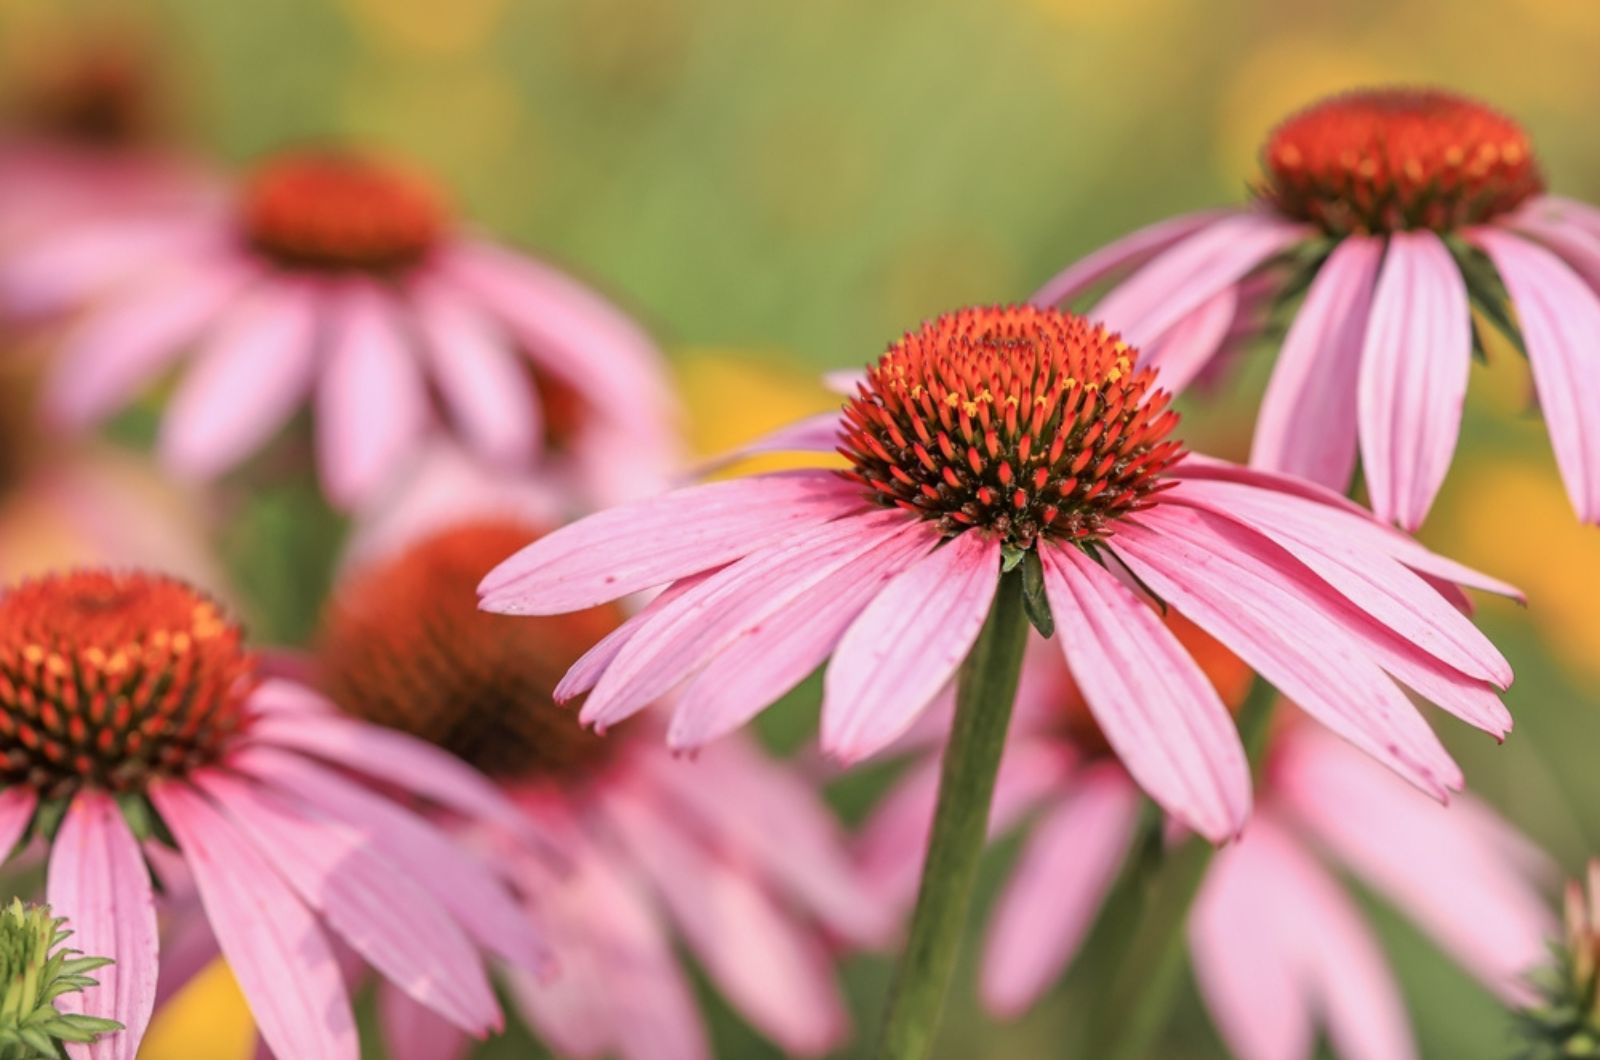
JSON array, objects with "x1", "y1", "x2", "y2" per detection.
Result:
[
  {"x1": 241, "y1": 150, "x2": 446, "y2": 272},
  {"x1": 317, "y1": 520, "x2": 623, "y2": 782},
  {"x1": 839, "y1": 305, "x2": 1185, "y2": 548},
  {"x1": 0, "y1": 571, "x2": 256, "y2": 800},
  {"x1": 1259, "y1": 87, "x2": 1543, "y2": 235}
]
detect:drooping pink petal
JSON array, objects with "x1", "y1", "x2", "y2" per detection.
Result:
[
  {"x1": 1092, "y1": 212, "x2": 1305, "y2": 353},
  {"x1": 149, "y1": 781, "x2": 357, "y2": 1060},
  {"x1": 1278, "y1": 727, "x2": 1554, "y2": 1002},
  {"x1": 43, "y1": 256, "x2": 256, "y2": 429},
  {"x1": 980, "y1": 765, "x2": 1139, "y2": 1016},
  {"x1": 231, "y1": 747, "x2": 546, "y2": 973},
  {"x1": 1140, "y1": 284, "x2": 1240, "y2": 393},
  {"x1": 1251, "y1": 235, "x2": 1384, "y2": 490},
  {"x1": 412, "y1": 277, "x2": 540, "y2": 469},
  {"x1": 554, "y1": 571, "x2": 717, "y2": 702},
  {"x1": 1356, "y1": 230, "x2": 1471, "y2": 530},
  {"x1": 47, "y1": 791, "x2": 157, "y2": 1060},
  {"x1": 192, "y1": 770, "x2": 499, "y2": 1036},
  {"x1": 1167, "y1": 478, "x2": 1510, "y2": 687},
  {"x1": 1473, "y1": 229, "x2": 1600, "y2": 524},
  {"x1": 477, "y1": 470, "x2": 861, "y2": 613},
  {"x1": 158, "y1": 279, "x2": 323, "y2": 480},
  {"x1": 0, "y1": 787, "x2": 36, "y2": 856},
  {"x1": 378, "y1": 987, "x2": 472, "y2": 1060},
  {"x1": 633, "y1": 739, "x2": 892, "y2": 945},
  {"x1": 150, "y1": 908, "x2": 218, "y2": 1010},
  {"x1": 601, "y1": 788, "x2": 849, "y2": 1057},
  {"x1": 316, "y1": 281, "x2": 429, "y2": 509},
  {"x1": 694, "y1": 411, "x2": 843, "y2": 475},
  {"x1": 582, "y1": 511, "x2": 914, "y2": 731},
  {"x1": 1042, "y1": 544, "x2": 1250, "y2": 841},
  {"x1": 0, "y1": 217, "x2": 213, "y2": 317},
  {"x1": 822, "y1": 530, "x2": 1001, "y2": 764},
  {"x1": 1032, "y1": 210, "x2": 1229, "y2": 307},
  {"x1": 1110, "y1": 507, "x2": 1461, "y2": 798}
]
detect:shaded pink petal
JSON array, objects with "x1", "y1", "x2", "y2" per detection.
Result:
[
  {"x1": 856, "y1": 737, "x2": 1074, "y2": 907},
  {"x1": 0, "y1": 787, "x2": 35, "y2": 856},
  {"x1": 1356, "y1": 231, "x2": 1471, "y2": 530},
  {"x1": 1166, "y1": 457, "x2": 1522, "y2": 601},
  {"x1": 1092, "y1": 212, "x2": 1304, "y2": 352},
  {"x1": 667, "y1": 524, "x2": 932, "y2": 749},
  {"x1": 149, "y1": 781, "x2": 357, "y2": 1060},
  {"x1": 1032, "y1": 210, "x2": 1227, "y2": 306},
  {"x1": 822, "y1": 531, "x2": 1001, "y2": 763},
  {"x1": 251, "y1": 698, "x2": 555, "y2": 859},
  {"x1": 412, "y1": 278, "x2": 540, "y2": 468},
  {"x1": 478, "y1": 471, "x2": 860, "y2": 613},
  {"x1": 43, "y1": 257, "x2": 255, "y2": 429},
  {"x1": 1111, "y1": 507, "x2": 1461, "y2": 798},
  {"x1": 316, "y1": 282, "x2": 429, "y2": 509},
  {"x1": 47, "y1": 791, "x2": 156, "y2": 1060},
  {"x1": 193, "y1": 770, "x2": 499, "y2": 1035},
  {"x1": 1473, "y1": 229, "x2": 1600, "y2": 523},
  {"x1": 1140, "y1": 284, "x2": 1240, "y2": 393},
  {"x1": 151, "y1": 909, "x2": 218, "y2": 1010},
  {"x1": 1252, "y1": 236, "x2": 1383, "y2": 489},
  {"x1": 582, "y1": 511, "x2": 913, "y2": 730},
  {"x1": 1168, "y1": 478, "x2": 1510, "y2": 687},
  {"x1": 602, "y1": 788, "x2": 848, "y2": 1057},
  {"x1": 1042, "y1": 545, "x2": 1250, "y2": 840},
  {"x1": 0, "y1": 217, "x2": 212, "y2": 316},
  {"x1": 694, "y1": 411, "x2": 843, "y2": 475},
  {"x1": 980, "y1": 765, "x2": 1139, "y2": 1016},
  {"x1": 634, "y1": 739, "x2": 892, "y2": 945},
  {"x1": 378, "y1": 987, "x2": 472, "y2": 1060},
  {"x1": 1278, "y1": 727, "x2": 1554, "y2": 1002},
  {"x1": 231, "y1": 747, "x2": 546, "y2": 973},
  {"x1": 555, "y1": 571, "x2": 716, "y2": 702},
  {"x1": 159, "y1": 280, "x2": 322, "y2": 480}
]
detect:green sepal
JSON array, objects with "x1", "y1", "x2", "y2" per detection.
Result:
[
  {"x1": 999, "y1": 543, "x2": 1026, "y2": 573},
  {"x1": 1020, "y1": 550, "x2": 1054, "y2": 638}
]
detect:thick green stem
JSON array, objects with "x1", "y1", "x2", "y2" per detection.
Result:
[
  {"x1": 875, "y1": 570, "x2": 1030, "y2": 1060},
  {"x1": 1079, "y1": 675, "x2": 1279, "y2": 1060}
]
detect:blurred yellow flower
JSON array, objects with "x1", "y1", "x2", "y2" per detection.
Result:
[
  {"x1": 336, "y1": 0, "x2": 508, "y2": 59},
  {"x1": 140, "y1": 961, "x2": 254, "y2": 1060},
  {"x1": 674, "y1": 348, "x2": 844, "y2": 476}
]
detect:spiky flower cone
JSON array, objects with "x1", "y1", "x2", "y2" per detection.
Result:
[
  {"x1": 1516, "y1": 861, "x2": 1600, "y2": 1059},
  {"x1": 0, "y1": 898, "x2": 120, "y2": 1059}
]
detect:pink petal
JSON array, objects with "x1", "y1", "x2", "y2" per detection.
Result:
[
  {"x1": 0, "y1": 787, "x2": 36, "y2": 856},
  {"x1": 1356, "y1": 231, "x2": 1471, "y2": 530},
  {"x1": 47, "y1": 791, "x2": 157, "y2": 1060},
  {"x1": 477, "y1": 470, "x2": 860, "y2": 613},
  {"x1": 1251, "y1": 235, "x2": 1384, "y2": 490},
  {"x1": 822, "y1": 530, "x2": 1001, "y2": 764},
  {"x1": 43, "y1": 256, "x2": 255, "y2": 429},
  {"x1": 1042, "y1": 544, "x2": 1250, "y2": 841},
  {"x1": 412, "y1": 277, "x2": 540, "y2": 469},
  {"x1": 694, "y1": 411, "x2": 843, "y2": 475},
  {"x1": 151, "y1": 910, "x2": 218, "y2": 1010},
  {"x1": 1140, "y1": 284, "x2": 1240, "y2": 393},
  {"x1": 601, "y1": 788, "x2": 849, "y2": 1057},
  {"x1": 316, "y1": 282, "x2": 429, "y2": 509},
  {"x1": 1032, "y1": 210, "x2": 1228, "y2": 306},
  {"x1": 1110, "y1": 507, "x2": 1461, "y2": 798},
  {"x1": 581, "y1": 511, "x2": 914, "y2": 730},
  {"x1": 149, "y1": 781, "x2": 357, "y2": 1060},
  {"x1": 980, "y1": 765, "x2": 1139, "y2": 1016},
  {"x1": 159, "y1": 279, "x2": 323, "y2": 480},
  {"x1": 1278, "y1": 727, "x2": 1554, "y2": 1002},
  {"x1": 0, "y1": 217, "x2": 212, "y2": 316},
  {"x1": 555, "y1": 571, "x2": 717, "y2": 702},
  {"x1": 1092, "y1": 212, "x2": 1305, "y2": 353},
  {"x1": 192, "y1": 770, "x2": 499, "y2": 1035},
  {"x1": 378, "y1": 987, "x2": 472, "y2": 1060},
  {"x1": 667, "y1": 523, "x2": 932, "y2": 749},
  {"x1": 1473, "y1": 229, "x2": 1600, "y2": 524},
  {"x1": 231, "y1": 747, "x2": 546, "y2": 973}
]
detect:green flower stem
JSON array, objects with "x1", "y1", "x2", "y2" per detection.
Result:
[
  {"x1": 875, "y1": 569, "x2": 1030, "y2": 1060},
  {"x1": 1078, "y1": 675, "x2": 1279, "y2": 1060}
]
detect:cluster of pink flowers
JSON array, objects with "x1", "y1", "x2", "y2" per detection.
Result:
[{"x1": 0, "y1": 29, "x2": 1594, "y2": 1060}]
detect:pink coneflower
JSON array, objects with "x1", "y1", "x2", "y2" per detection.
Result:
[
  {"x1": 860, "y1": 628, "x2": 1554, "y2": 1059},
  {"x1": 314, "y1": 519, "x2": 886, "y2": 1060},
  {"x1": 1035, "y1": 87, "x2": 1600, "y2": 529},
  {"x1": 0, "y1": 569, "x2": 548, "y2": 1060},
  {"x1": 1, "y1": 148, "x2": 680, "y2": 510},
  {"x1": 482, "y1": 303, "x2": 1517, "y2": 842}
]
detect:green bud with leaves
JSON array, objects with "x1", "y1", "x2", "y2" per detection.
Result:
[
  {"x1": 1515, "y1": 861, "x2": 1600, "y2": 1059},
  {"x1": 0, "y1": 898, "x2": 121, "y2": 1060}
]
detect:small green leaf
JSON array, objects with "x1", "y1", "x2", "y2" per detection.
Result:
[
  {"x1": 1021, "y1": 551, "x2": 1054, "y2": 638},
  {"x1": 999, "y1": 544, "x2": 1026, "y2": 573}
]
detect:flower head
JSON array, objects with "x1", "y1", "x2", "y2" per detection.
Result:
[
  {"x1": 482, "y1": 303, "x2": 1518, "y2": 843},
  {"x1": 318, "y1": 518, "x2": 885, "y2": 1059},
  {"x1": 0, "y1": 898, "x2": 121, "y2": 1058},
  {"x1": 1036, "y1": 85, "x2": 1600, "y2": 529},
  {"x1": 0, "y1": 568, "x2": 550, "y2": 1060}
]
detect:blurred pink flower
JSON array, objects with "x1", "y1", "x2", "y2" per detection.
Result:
[
  {"x1": 859, "y1": 634, "x2": 1555, "y2": 1060},
  {"x1": 313, "y1": 518, "x2": 887, "y2": 1060},
  {"x1": 1036, "y1": 87, "x2": 1600, "y2": 529},
  {"x1": 0, "y1": 570, "x2": 546, "y2": 1060},
  {"x1": 1, "y1": 149, "x2": 680, "y2": 510},
  {"x1": 482, "y1": 304, "x2": 1517, "y2": 842}
]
